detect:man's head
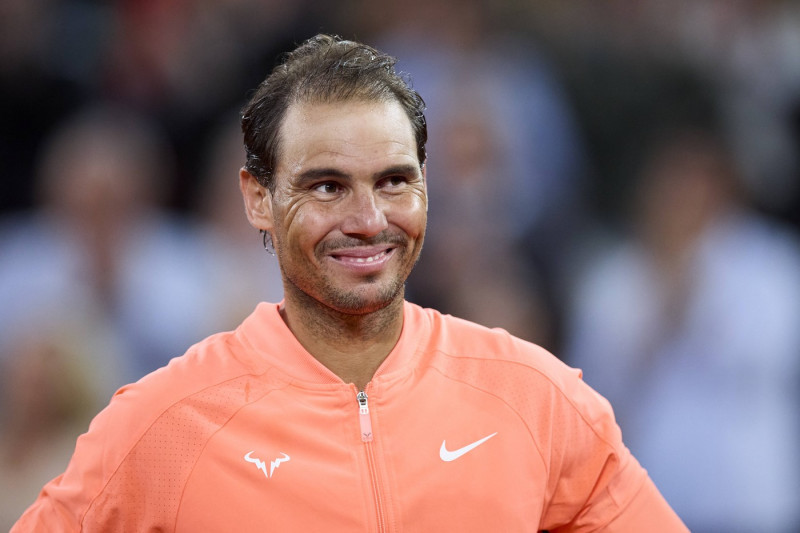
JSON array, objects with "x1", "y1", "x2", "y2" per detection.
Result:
[
  {"x1": 238, "y1": 35, "x2": 429, "y2": 316},
  {"x1": 241, "y1": 34, "x2": 427, "y2": 193}
]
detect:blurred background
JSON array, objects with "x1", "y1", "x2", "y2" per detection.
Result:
[{"x1": 1, "y1": 0, "x2": 799, "y2": 531}]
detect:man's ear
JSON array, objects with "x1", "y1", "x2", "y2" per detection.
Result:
[{"x1": 239, "y1": 167, "x2": 274, "y2": 231}]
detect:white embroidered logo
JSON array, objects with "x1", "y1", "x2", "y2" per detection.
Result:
[
  {"x1": 439, "y1": 432, "x2": 497, "y2": 462},
  {"x1": 244, "y1": 451, "x2": 290, "y2": 478}
]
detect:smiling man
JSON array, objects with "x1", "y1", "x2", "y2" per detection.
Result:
[
  {"x1": 13, "y1": 35, "x2": 688, "y2": 532},
  {"x1": 240, "y1": 98, "x2": 428, "y2": 390}
]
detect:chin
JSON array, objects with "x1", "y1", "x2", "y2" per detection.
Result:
[
  {"x1": 323, "y1": 282, "x2": 405, "y2": 316},
  {"x1": 286, "y1": 270, "x2": 407, "y2": 316},
  {"x1": 326, "y1": 294, "x2": 396, "y2": 316}
]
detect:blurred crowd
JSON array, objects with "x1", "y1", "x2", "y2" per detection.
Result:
[{"x1": 1, "y1": 0, "x2": 799, "y2": 531}]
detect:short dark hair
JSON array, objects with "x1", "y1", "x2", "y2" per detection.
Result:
[{"x1": 240, "y1": 34, "x2": 427, "y2": 191}]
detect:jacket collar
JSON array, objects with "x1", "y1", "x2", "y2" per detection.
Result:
[{"x1": 235, "y1": 300, "x2": 429, "y2": 386}]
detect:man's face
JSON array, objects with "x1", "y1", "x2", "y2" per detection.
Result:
[{"x1": 253, "y1": 99, "x2": 427, "y2": 315}]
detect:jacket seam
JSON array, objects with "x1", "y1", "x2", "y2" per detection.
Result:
[
  {"x1": 79, "y1": 365, "x2": 285, "y2": 530},
  {"x1": 171, "y1": 373, "x2": 291, "y2": 530}
]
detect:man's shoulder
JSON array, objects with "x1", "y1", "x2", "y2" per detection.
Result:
[
  {"x1": 412, "y1": 304, "x2": 616, "y2": 445},
  {"x1": 59, "y1": 326, "x2": 283, "y2": 487},
  {"x1": 410, "y1": 303, "x2": 579, "y2": 388},
  {"x1": 414, "y1": 304, "x2": 560, "y2": 360},
  {"x1": 128, "y1": 301, "x2": 287, "y2": 403},
  {"x1": 129, "y1": 330, "x2": 252, "y2": 400},
  {"x1": 37, "y1": 325, "x2": 290, "y2": 531},
  {"x1": 85, "y1": 306, "x2": 289, "y2": 461}
]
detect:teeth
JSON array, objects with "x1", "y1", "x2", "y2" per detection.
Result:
[{"x1": 351, "y1": 251, "x2": 386, "y2": 263}]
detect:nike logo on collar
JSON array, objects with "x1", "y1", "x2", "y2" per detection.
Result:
[{"x1": 439, "y1": 432, "x2": 497, "y2": 462}]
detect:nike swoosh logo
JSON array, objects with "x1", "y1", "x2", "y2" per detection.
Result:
[{"x1": 440, "y1": 432, "x2": 497, "y2": 462}]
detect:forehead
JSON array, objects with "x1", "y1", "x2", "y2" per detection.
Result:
[{"x1": 276, "y1": 99, "x2": 418, "y2": 176}]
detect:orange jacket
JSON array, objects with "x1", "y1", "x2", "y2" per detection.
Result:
[{"x1": 13, "y1": 302, "x2": 687, "y2": 532}]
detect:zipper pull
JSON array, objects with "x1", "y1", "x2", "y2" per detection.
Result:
[{"x1": 357, "y1": 391, "x2": 373, "y2": 442}]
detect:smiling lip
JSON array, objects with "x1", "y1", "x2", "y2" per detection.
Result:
[{"x1": 329, "y1": 246, "x2": 395, "y2": 267}]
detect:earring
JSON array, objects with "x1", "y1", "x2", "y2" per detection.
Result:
[{"x1": 260, "y1": 229, "x2": 275, "y2": 256}]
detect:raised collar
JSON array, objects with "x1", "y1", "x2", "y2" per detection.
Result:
[{"x1": 235, "y1": 300, "x2": 430, "y2": 386}]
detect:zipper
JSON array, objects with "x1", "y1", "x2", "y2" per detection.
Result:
[
  {"x1": 356, "y1": 389, "x2": 388, "y2": 532},
  {"x1": 357, "y1": 390, "x2": 373, "y2": 442}
]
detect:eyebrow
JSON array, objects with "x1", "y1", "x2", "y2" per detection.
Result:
[
  {"x1": 375, "y1": 164, "x2": 421, "y2": 180},
  {"x1": 295, "y1": 164, "x2": 421, "y2": 185},
  {"x1": 295, "y1": 167, "x2": 350, "y2": 186}
]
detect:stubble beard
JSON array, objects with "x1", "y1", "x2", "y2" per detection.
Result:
[
  {"x1": 279, "y1": 244, "x2": 418, "y2": 317},
  {"x1": 322, "y1": 273, "x2": 405, "y2": 315},
  {"x1": 275, "y1": 225, "x2": 425, "y2": 316}
]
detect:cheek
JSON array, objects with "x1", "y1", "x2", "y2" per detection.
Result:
[
  {"x1": 282, "y1": 207, "x2": 333, "y2": 251},
  {"x1": 393, "y1": 196, "x2": 427, "y2": 238}
]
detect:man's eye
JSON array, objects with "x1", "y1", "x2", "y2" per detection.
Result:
[
  {"x1": 381, "y1": 176, "x2": 407, "y2": 188},
  {"x1": 313, "y1": 182, "x2": 341, "y2": 194}
]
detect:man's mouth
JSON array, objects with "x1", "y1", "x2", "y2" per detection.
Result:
[
  {"x1": 334, "y1": 250, "x2": 390, "y2": 264},
  {"x1": 329, "y1": 246, "x2": 396, "y2": 266}
]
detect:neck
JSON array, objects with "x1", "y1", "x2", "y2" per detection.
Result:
[{"x1": 279, "y1": 292, "x2": 405, "y2": 391}]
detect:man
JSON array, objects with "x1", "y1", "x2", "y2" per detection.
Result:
[{"x1": 13, "y1": 34, "x2": 687, "y2": 532}]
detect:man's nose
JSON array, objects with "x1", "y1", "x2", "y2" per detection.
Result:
[{"x1": 340, "y1": 188, "x2": 389, "y2": 237}]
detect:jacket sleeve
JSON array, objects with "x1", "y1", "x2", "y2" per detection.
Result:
[
  {"x1": 11, "y1": 339, "x2": 255, "y2": 532},
  {"x1": 589, "y1": 475, "x2": 689, "y2": 532},
  {"x1": 10, "y1": 379, "x2": 164, "y2": 532},
  {"x1": 11, "y1": 478, "x2": 81, "y2": 533},
  {"x1": 12, "y1": 416, "x2": 116, "y2": 531},
  {"x1": 539, "y1": 368, "x2": 689, "y2": 532}
]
